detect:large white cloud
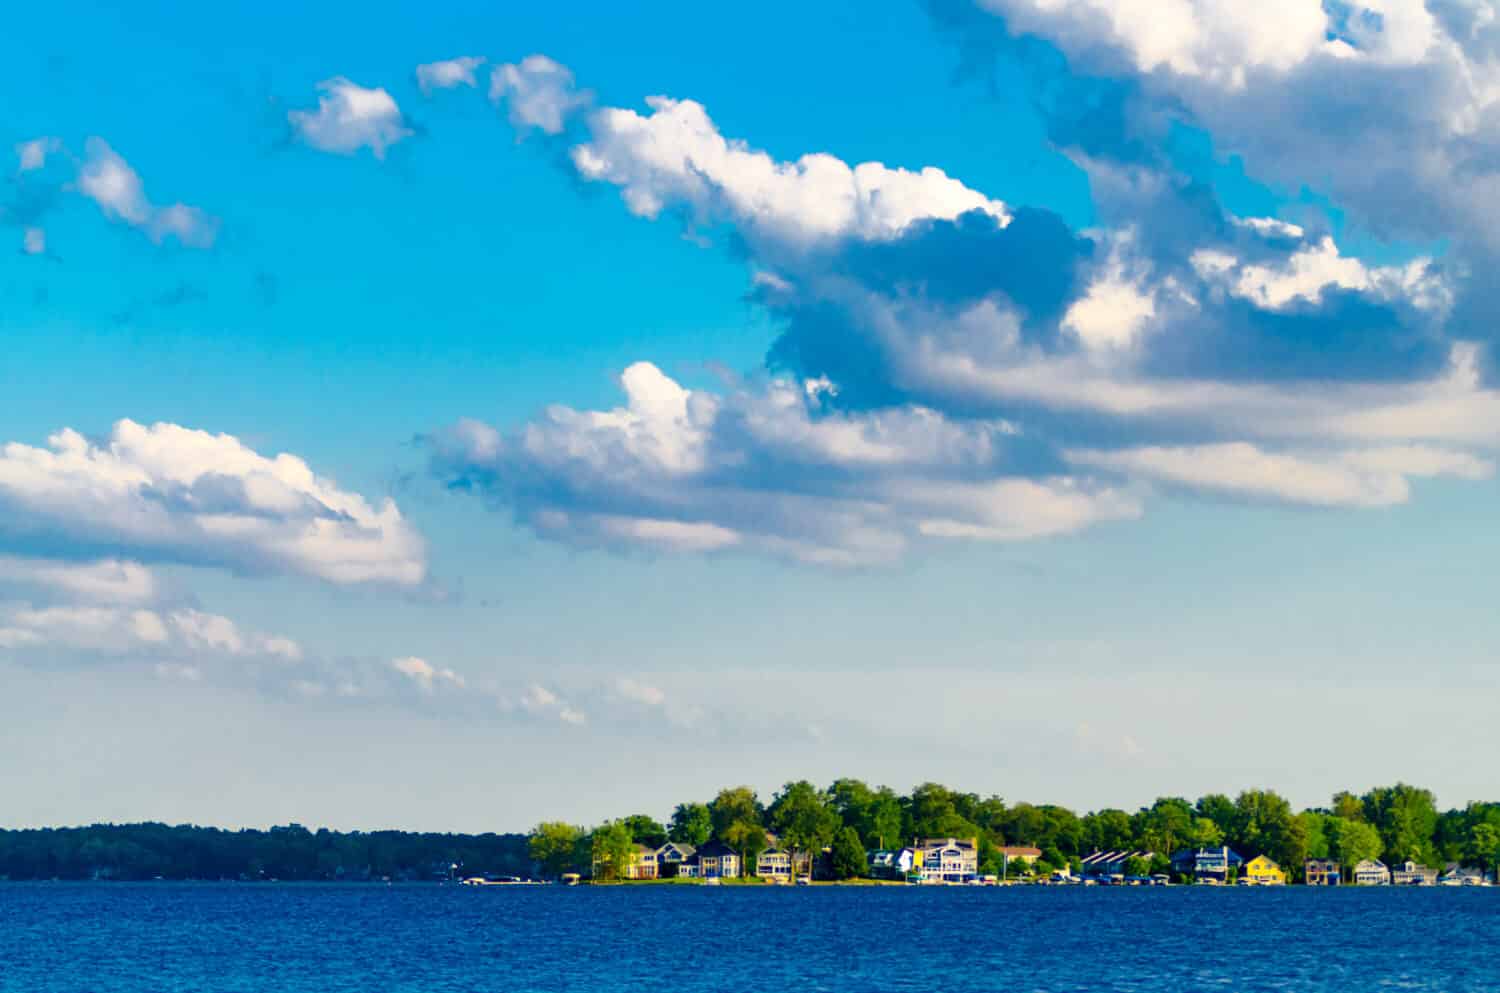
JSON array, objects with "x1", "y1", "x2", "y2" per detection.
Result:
[
  {"x1": 440, "y1": 58, "x2": 1500, "y2": 559},
  {"x1": 429, "y1": 362, "x2": 1139, "y2": 566},
  {"x1": 0, "y1": 419, "x2": 426, "y2": 587},
  {"x1": 569, "y1": 95, "x2": 1009, "y2": 249},
  {"x1": 288, "y1": 78, "x2": 413, "y2": 159},
  {"x1": 969, "y1": 0, "x2": 1500, "y2": 253}
]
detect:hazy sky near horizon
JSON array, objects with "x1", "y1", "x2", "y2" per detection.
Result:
[{"x1": 5, "y1": 0, "x2": 1500, "y2": 833}]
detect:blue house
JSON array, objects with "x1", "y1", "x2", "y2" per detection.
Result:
[{"x1": 1170, "y1": 846, "x2": 1245, "y2": 883}]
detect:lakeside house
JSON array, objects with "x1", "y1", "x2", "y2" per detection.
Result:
[
  {"x1": 1080, "y1": 850, "x2": 1154, "y2": 882},
  {"x1": 592, "y1": 844, "x2": 659, "y2": 880},
  {"x1": 1305, "y1": 859, "x2": 1341, "y2": 886},
  {"x1": 627, "y1": 845, "x2": 659, "y2": 880},
  {"x1": 1170, "y1": 847, "x2": 1244, "y2": 883},
  {"x1": 654, "y1": 842, "x2": 695, "y2": 878},
  {"x1": 1392, "y1": 861, "x2": 1438, "y2": 886},
  {"x1": 1354, "y1": 859, "x2": 1391, "y2": 886},
  {"x1": 756, "y1": 847, "x2": 813, "y2": 883},
  {"x1": 999, "y1": 845, "x2": 1042, "y2": 863},
  {"x1": 999, "y1": 846, "x2": 1042, "y2": 874},
  {"x1": 694, "y1": 840, "x2": 742, "y2": 879},
  {"x1": 1243, "y1": 855, "x2": 1286, "y2": 886},
  {"x1": 1439, "y1": 864, "x2": 1490, "y2": 886},
  {"x1": 917, "y1": 838, "x2": 979, "y2": 885},
  {"x1": 867, "y1": 848, "x2": 916, "y2": 880}
]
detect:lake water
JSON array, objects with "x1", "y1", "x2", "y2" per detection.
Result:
[{"x1": 2, "y1": 883, "x2": 1498, "y2": 991}]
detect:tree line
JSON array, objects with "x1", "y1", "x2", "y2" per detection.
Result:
[
  {"x1": 0, "y1": 823, "x2": 530, "y2": 881},
  {"x1": 532, "y1": 780, "x2": 1500, "y2": 882}
]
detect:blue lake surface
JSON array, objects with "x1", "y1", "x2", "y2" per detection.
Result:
[{"x1": 3, "y1": 883, "x2": 1498, "y2": 992}]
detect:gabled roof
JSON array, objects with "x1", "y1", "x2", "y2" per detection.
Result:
[
  {"x1": 695, "y1": 840, "x2": 740, "y2": 858},
  {"x1": 656, "y1": 841, "x2": 695, "y2": 857}
]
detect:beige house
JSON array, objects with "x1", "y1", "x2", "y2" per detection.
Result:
[
  {"x1": 1392, "y1": 860, "x2": 1437, "y2": 886},
  {"x1": 757, "y1": 847, "x2": 813, "y2": 882},
  {"x1": 1305, "y1": 859, "x2": 1341, "y2": 886}
]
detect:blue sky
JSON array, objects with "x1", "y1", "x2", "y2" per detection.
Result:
[{"x1": 4, "y1": 0, "x2": 1500, "y2": 832}]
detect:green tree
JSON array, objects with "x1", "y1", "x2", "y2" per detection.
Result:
[
  {"x1": 1123, "y1": 855, "x2": 1152, "y2": 879},
  {"x1": 668, "y1": 803, "x2": 712, "y2": 846},
  {"x1": 829, "y1": 778, "x2": 875, "y2": 828},
  {"x1": 1464, "y1": 823, "x2": 1500, "y2": 873},
  {"x1": 620, "y1": 814, "x2": 667, "y2": 848},
  {"x1": 1326, "y1": 816, "x2": 1382, "y2": 874},
  {"x1": 528, "y1": 822, "x2": 584, "y2": 879},
  {"x1": 1332, "y1": 791, "x2": 1366, "y2": 822},
  {"x1": 1195, "y1": 794, "x2": 1236, "y2": 839},
  {"x1": 1300, "y1": 811, "x2": 1331, "y2": 860},
  {"x1": 908, "y1": 783, "x2": 979, "y2": 840},
  {"x1": 866, "y1": 788, "x2": 905, "y2": 850},
  {"x1": 1362, "y1": 784, "x2": 1439, "y2": 865},
  {"x1": 710, "y1": 787, "x2": 762, "y2": 839},
  {"x1": 589, "y1": 821, "x2": 636, "y2": 881},
  {"x1": 1081, "y1": 809, "x2": 1134, "y2": 852},
  {"x1": 830, "y1": 827, "x2": 867, "y2": 880},
  {"x1": 1189, "y1": 817, "x2": 1224, "y2": 848},
  {"x1": 1138, "y1": 798, "x2": 1195, "y2": 856},
  {"x1": 978, "y1": 836, "x2": 1002, "y2": 877},
  {"x1": 1231, "y1": 790, "x2": 1308, "y2": 876},
  {"x1": 769, "y1": 781, "x2": 840, "y2": 879}
]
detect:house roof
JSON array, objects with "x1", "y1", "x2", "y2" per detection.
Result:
[
  {"x1": 656, "y1": 842, "x2": 695, "y2": 857},
  {"x1": 1081, "y1": 850, "x2": 1153, "y2": 868},
  {"x1": 1000, "y1": 846, "x2": 1042, "y2": 857},
  {"x1": 695, "y1": 840, "x2": 739, "y2": 858},
  {"x1": 919, "y1": 837, "x2": 977, "y2": 851}
]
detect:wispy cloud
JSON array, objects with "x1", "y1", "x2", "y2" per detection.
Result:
[{"x1": 415, "y1": 55, "x2": 486, "y2": 96}]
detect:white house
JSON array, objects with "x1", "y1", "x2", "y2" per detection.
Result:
[
  {"x1": 917, "y1": 838, "x2": 979, "y2": 885},
  {"x1": 1353, "y1": 859, "x2": 1391, "y2": 886}
]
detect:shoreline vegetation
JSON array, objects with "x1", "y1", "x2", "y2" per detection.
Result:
[
  {"x1": 4, "y1": 781, "x2": 1497, "y2": 886},
  {"x1": 536, "y1": 780, "x2": 1500, "y2": 887}
]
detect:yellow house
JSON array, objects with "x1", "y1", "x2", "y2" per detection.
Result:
[{"x1": 1244, "y1": 855, "x2": 1286, "y2": 886}]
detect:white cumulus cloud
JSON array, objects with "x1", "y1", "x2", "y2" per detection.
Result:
[
  {"x1": 288, "y1": 78, "x2": 413, "y2": 159},
  {"x1": 488, "y1": 55, "x2": 591, "y2": 135},
  {"x1": 0, "y1": 419, "x2": 426, "y2": 587},
  {"x1": 570, "y1": 93, "x2": 1008, "y2": 248}
]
